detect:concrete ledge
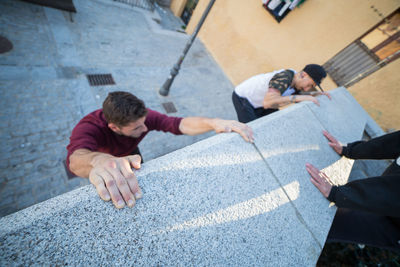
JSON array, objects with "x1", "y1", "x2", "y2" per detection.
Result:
[{"x1": 0, "y1": 88, "x2": 368, "y2": 266}]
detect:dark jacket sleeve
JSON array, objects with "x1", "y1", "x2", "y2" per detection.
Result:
[
  {"x1": 341, "y1": 131, "x2": 400, "y2": 160},
  {"x1": 328, "y1": 174, "x2": 400, "y2": 217}
]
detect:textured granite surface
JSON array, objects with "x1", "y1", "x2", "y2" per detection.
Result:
[
  {"x1": 250, "y1": 89, "x2": 367, "y2": 248},
  {"x1": 0, "y1": 134, "x2": 320, "y2": 266},
  {"x1": 306, "y1": 87, "x2": 367, "y2": 144},
  {"x1": 0, "y1": 88, "x2": 367, "y2": 266}
]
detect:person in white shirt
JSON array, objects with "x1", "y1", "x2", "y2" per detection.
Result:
[{"x1": 232, "y1": 64, "x2": 331, "y2": 123}]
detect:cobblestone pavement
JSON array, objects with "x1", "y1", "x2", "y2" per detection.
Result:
[
  {"x1": 0, "y1": 0, "x2": 237, "y2": 217},
  {"x1": 0, "y1": 0, "x2": 389, "y2": 217}
]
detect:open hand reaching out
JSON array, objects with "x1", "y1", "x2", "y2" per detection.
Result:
[
  {"x1": 323, "y1": 130, "x2": 343, "y2": 155},
  {"x1": 306, "y1": 163, "x2": 333, "y2": 198}
]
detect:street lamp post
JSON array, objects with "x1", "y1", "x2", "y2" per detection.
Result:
[{"x1": 159, "y1": 0, "x2": 216, "y2": 96}]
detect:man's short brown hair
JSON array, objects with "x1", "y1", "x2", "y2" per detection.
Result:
[{"x1": 103, "y1": 91, "x2": 148, "y2": 127}]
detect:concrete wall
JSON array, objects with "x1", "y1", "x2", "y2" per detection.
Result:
[
  {"x1": 185, "y1": 0, "x2": 399, "y2": 131},
  {"x1": 348, "y1": 58, "x2": 400, "y2": 132},
  {"x1": 0, "y1": 88, "x2": 370, "y2": 266},
  {"x1": 170, "y1": 0, "x2": 186, "y2": 17}
]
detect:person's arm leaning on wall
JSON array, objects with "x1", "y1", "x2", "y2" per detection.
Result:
[
  {"x1": 329, "y1": 130, "x2": 400, "y2": 217},
  {"x1": 179, "y1": 117, "x2": 254, "y2": 143},
  {"x1": 341, "y1": 130, "x2": 400, "y2": 160},
  {"x1": 305, "y1": 90, "x2": 331, "y2": 99},
  {"x1": 307, "y1": 163, "x2": 400, "y2": 217},
  {"x1": 327, "y1": 174, "x2": 400, "y2": 217},
  {"x1": 67, "y1": 122, "x2": 143, "y2": 210},
  {"x1": 307, "y1": 130, "x2": 400, "y2": 217},
  {"x1": 263, "y1": 89, "x2": 319, "y2": 109},
  {"x1": 262, "y1": 70, "x2": 319, "y2": 109},
  {"x1": 147, "y1": 109, "x2": 254, "y2": 143},
  {"x1": 69, "y1": 149, "x2": 143, "y2": 209}
]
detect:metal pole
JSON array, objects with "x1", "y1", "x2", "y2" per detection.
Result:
[{"x1": 159, "y1": 0, "x2": 216, "y2": 96}]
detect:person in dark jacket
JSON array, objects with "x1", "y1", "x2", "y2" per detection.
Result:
[{"x1": 306, "y1": 130, "x2": 400, "y2": 251}]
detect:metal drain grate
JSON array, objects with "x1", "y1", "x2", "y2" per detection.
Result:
[
  {"x1": 162, "y1": 102, "x2": 177, "y2": 113},
  {"x1": 86, "y1": 74, "x2": 116, "y2": 86}
]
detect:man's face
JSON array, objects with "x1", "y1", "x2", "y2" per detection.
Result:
[
  {"x1": 109, "y1": 116, "x2": 148, "y2": 138},
  {"x1": 296, "y1": 72, "x2": 317, "y2": 92}
]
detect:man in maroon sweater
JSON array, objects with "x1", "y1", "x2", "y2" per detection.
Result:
[{"x1": 67, "y1": 91, "x2": 254, "y2": 209}]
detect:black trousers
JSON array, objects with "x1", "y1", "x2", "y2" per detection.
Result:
[
  {"x1": 232, "y1": 91, "x2": 278, "y2": 123},
  {"x1": 327, "y1": 161, "x2": 400, "y2": 252}
]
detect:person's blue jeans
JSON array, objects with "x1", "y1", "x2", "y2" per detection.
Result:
[{"x1": 232, "y1": 91, "x2": 278, "y2": 123}]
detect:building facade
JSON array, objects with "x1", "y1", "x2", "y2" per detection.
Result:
[{"x1": 172, "y1": 0, "x2": 400, "y2": 131}]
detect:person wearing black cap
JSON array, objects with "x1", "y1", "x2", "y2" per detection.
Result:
[{"x1": 232, "y1": 64, "x2": 331, "y2": 123}]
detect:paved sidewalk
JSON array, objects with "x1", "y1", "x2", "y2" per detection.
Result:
[{"x1": 0, "y1": 0, "x2": 236, "y2": 217}]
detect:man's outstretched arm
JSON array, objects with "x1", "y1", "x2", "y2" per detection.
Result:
[
  {"x1": 179, "y1": 117, "x2": 254, "y2": 142},
  {"x1": 69, "y1": 148, "x2": 142, "y2": 209}
]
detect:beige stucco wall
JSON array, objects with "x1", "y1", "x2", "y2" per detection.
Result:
[
  {"x1": 348, "y1": 59, "x2": 400, "y2": 132},
  {"x1": 186, "y1": 0, "x2": 399, "y2": 131},
  {"x1": 170, "y1": 0, "x2": 186, "y2": 17}
]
